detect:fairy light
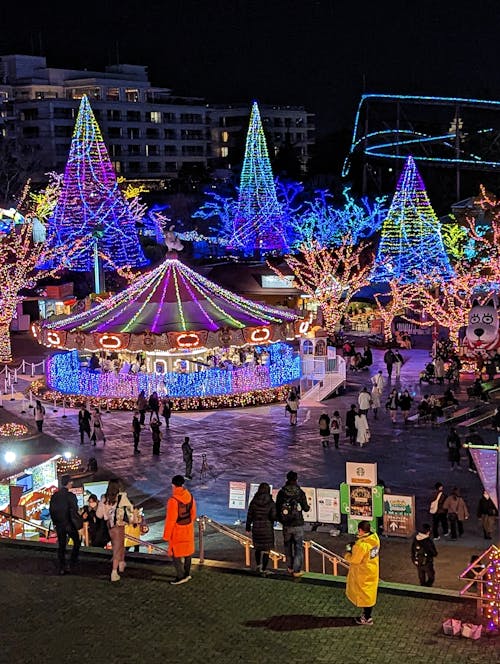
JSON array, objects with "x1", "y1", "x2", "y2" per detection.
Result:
[
  {"x1": 373, "y1": 279, "x2": 420, "y2": 342},
  {"x1": 483, "y1": 546, "x2": 500, "y2": 630},
  {"x1": 372, "y1": 156, "x2": 454, "y2": 283},
  {"x1": 41, "y1": 95, "x2": 148, "y2": 271},
  {"x1": 232, "y1": 101, "x2": 287, "y2": 252},
  {"x1": 465, "y1": 185, "x2": 500, "y2": 277}
]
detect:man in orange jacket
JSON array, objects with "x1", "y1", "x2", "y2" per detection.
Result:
[{"x1": 163, "y1": 475, "x2": 197, "y2": 585}]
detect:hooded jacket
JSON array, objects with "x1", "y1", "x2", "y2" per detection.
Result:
[
  {"x1": 245, "y1": 492, "x2": 276, "y2": 550},
  {"x1": 275, "y1": 483, "x2": 310, "y2": 527},
  {"x1": 163, "y1": 486, "x2": 197, "y2": 557},
  {"x1": 411, "y1": 531, "x2": 437, "y2": 566},
  {"x1": 345, "y1": 530, "x2": 380, "y2": 607}
]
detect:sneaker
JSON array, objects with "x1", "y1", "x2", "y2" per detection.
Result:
[
  {"x1": 255, "y1": 564, "x2": 262, "y2": 574},
  {"x1": 111, "y1": 570, "x2": 120, "y2": 582},
  {"x1": 444, "y1": 532, "x2": 450, "y2": 537},
  {"x1": 433, "y1": 536, "x2": 440, "y2": 541},
  {"x1": 355, "y1": 616, "x2": 374, "y2": 625},
  {"x1": 118, "y1": 562, "x2": 126, "y2": 573},
  {"x1": 293, "y1": 570, "x2": 305, "y2": 577},
  {"x1": 261, "y1": 569, "x2": 272, "y2": 576},
  {"x1": 170, "y1": 576, "x2": 191, "y2": 585}
]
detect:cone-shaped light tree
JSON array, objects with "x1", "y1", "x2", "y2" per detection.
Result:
[
  {"x1": 372, "y1": 156, "x2": 453, "y2": 283},
  {"x1": 42, "y1": 95, "x2": 148, "y2": 271},
  {"x1": 231, "y1": 102, "x2": 287, "y2": 253}
]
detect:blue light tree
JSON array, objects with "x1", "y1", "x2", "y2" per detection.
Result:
[
  {"x1": 372, "y1": 155, "x2": 453, "y2": 283},
  {"x1": 43, "y1": 95, "x2": 148, "y2": 271}
]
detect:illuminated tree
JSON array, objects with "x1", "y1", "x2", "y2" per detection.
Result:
[
  {"x1": 372, "y1": 155, "x2": 453, "y2": 283},
  {"x1": 465, "y1": 186, "x2": 500, "y2": 278},
  {"x1": 373, "y1": 279, "x2": 420, "y2": 342},
  {"x1": 271, "y1": 237, "x2": 373, "y2": 335},
  {"x1": 441, "y1": 219, "x2": 468, "y2": 261},
  {"x1": 42, "y1": 95, "x2": 148, "y2": 271}
]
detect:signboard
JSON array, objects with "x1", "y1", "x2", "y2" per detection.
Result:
[
  {"x1": 349, "y1": 486, "x2": 374, "y2": 519},
  {"x1": 340, "y1": 483, "x2": 384, "y2": 535},
  {"x1": 228, "y1": 481, "x2": 247, "y2": 510},
  {"x1": 248, "y1": 483, "x2": 273, "y2": 505},
  {"x1": 382, "y1": 494, "x2": 415, "y2": 538},
  {"x1": 316, "y1": 488, "x2": 341, "y2": 524},
  {"x1": 327, "y1": 346, "x2": 337, "y2": 359},
  {"x1": 301, "y1": 487, "x2": 317, "y2": 522},
  {"x1": 346, "y1": 462, "x2": 377, "y2": 487}
]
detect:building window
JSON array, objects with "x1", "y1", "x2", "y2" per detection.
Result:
[
  {"x1": 112, "y1": 160, "x2": 122, "y2": 173},
  {"x1": 125, "y1": 88, "x2": 140, "y2": 102},
  {"x1": 180, "y1": 113, "x2": 202, "y2": 124},
  {"x1": 22, "y1": 126, "x2": 40, "y2": 138},
  {"x1": 164, "y1": 129, "x2": 176, "y2": 140},
  {"x1": 127, "y1": 127, "x2": 140, "y2": 140},
  {"x1": 220, "y1": 147, "x2": 228, "y2": 157},
  {"x1": 165, "y1": 162, "x2": 177, "y2": 172},
  {"x1": 147, "y1": 111, "x2": 162, "y2": 123},
  {"x1": 70, "y1": 87, "x2": 101, "y2": 100},
  {"x1": 55, "y1": 143, "x2": 69, "y2": 156},
  {"x1": 181, "y1": 129, "x2": 203, "y2": 140},
  {"x1": 127, "y1": 145, "x2": 141, "y2": 156},
  {"x1": 164, "y1": 145, "x2": 177, "y2": 156},
  {"x1": 221, "y1": 131, "x2": 229, "y2": 143},
  {"x1": 181, "y1": 145, "x2": 204, "y2": 156},
  {"x1": 147, "y1": 162, "x2": 161, "y2": 173},
  {"x1": 126, "y1": 110, "x2": 141, "y2": 122},
  {"x1": 54, "y1": 107, "x2": 74, "y2": 120},
  {"x1": 145, "y1": 145, "x2": 160, "y2": 156},
  {"x1": 107, "y1": 88, "x2": 120, "y2": 101},
  {"x1": 146, "y1": 128, "x2": 160, "y2": 139},
  {"x1": 108, "y1": 127, "x2": 122, "y2": 139},
  {"x1": 128, "y1": 161, "x2": 141, "y2": 173},
  {"x1": 54, "y1": 126, "x2": 72, "y2": 138},
  {"x1": 274, "y1": 118, "x2": 282, "y2": 127},
  {"x1": 110, "y1": 144, "x2": 122, "y2": 156},
  {"x1": 163, "y1": 112, "x2": 176, "y2": 123},
  {"x1": 295, "y1": 117, "x2": 304, "y2": 127},
  {"x1": 107, "y1": 109, "x2": 121, "y2": 121},
  {"x1": 20, "y1": 109, "x2": 38, "y2": 121}
]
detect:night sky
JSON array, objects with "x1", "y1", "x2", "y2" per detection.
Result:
[{"x1": 1, "y1": 1, "x2": 500, "y2": 135}]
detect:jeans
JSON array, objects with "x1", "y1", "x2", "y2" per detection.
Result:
[
  {"x1": 173, "y1": 555, "x2": 191, "y2": 580},
  {"x1": 55, "y1": 524, "x2": 80, "y2": 570},
  {"x1": 283, "y1": 525, "x2": 304, "y2": 573}
]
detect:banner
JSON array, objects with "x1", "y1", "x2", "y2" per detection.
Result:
[
  {"x1": 228, "y1": 481, "x2": 246, "y2": 510},
  {"x1": 248, "y1": 483, "x2": 273, "y2": 504},
  {"x1": 382, "y1": 494, "x2": 415, "y2": 538},
  {"x1": 316, "y1": 488, "x2": 341, "y2": 523}
]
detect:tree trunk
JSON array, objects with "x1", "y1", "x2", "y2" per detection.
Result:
[
  {"x1": 321, "y1": 302, "x2": 342, "y2": 336},
  {"x1": 0, "y1": 319, "x2": 13, "y2": 362}
]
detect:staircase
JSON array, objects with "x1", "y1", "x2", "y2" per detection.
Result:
[{"x1": 300, "y1": 356, "x2": 346, "y2": 404}]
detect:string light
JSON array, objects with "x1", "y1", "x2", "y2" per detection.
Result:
[
  {"x1": 465, "y1": 185, "x2": 500, "y2": 278},
  {"x1": 41, "y1": 95, "x2": 148, "y2": 272},
  {"x1": 372, "y1": 156, "x2": 454, "y2": 283},
  {"x1": 373, "y1": 279, "x2": 420, "y2": 342},
  {"x1": 483, "y1": 546, "x2": 500, "y2": 631},
  {"x1": 0, "y1": 423, "x2": 29, "y2": 437}
]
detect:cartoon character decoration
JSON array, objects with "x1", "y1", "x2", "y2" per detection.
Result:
[
  {"x1": 165, "y1": 225, "x2": 184, "y2": 253},
  {"x1": 464, "y1": 297, "x2": 500, "y2": 353}
]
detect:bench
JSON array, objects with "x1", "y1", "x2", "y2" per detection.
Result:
[
  {"x1": 441, "y1": 406, "x2": 480, "y2": 425},
  {"x1": 467, "y1": 378, "x2": 500, "y2": 400},
  {"x1": 458, "y1": 408, "x2": 497, "y2": 431}
]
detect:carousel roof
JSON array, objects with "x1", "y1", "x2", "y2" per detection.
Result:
[{"x1": 44, "y1": 258, "x2": 298, "y2": 335}]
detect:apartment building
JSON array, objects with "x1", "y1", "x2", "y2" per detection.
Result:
[{"x1": 0, "y1": 55, "x2": 315, "y2": 182}]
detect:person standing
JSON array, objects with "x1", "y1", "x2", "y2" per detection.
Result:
[
  {"x1": 286, "y1": 389, "x2": 299, "y2": 426},
  {"x1": 429, "y1": 482, "x2": 448, "y2": 540},
  {"x1": 163, "y1": 475, "x2": 197, "y2": 585},
  {"x1": 96, "y1": 479, "x2": 134, "y2": 581},
  {"x1": 345, "y1": 520, "x2": 380, "y2": 625},
  {"x1": 372, "y1": 370, "x2": 385, "y2": 394},
  {"x1": 148, "y1": 391, "x2": 160, "y2": 422},
  {"x1": 276, "y1": 471, "x2": 310, "y2": 577},
  {"x1": 399, "y1": 390, "x2": 413, "y2": 424},
  {"x1": 386, "y1": 388, "x2": 399, "y2": 423},
  {"x1": 90, "y1": 408, "x2": 105, "y2": 446},
  {"x1": 182, "y1": 436, "x2": 193, "y2": 479},
  {"x1": 442, "y1": 487, "x2": 469, "y2": 540},
  {"x1": 358, "y1": 387, "x2": 371, "y2": 416},
  {"x1": 319, "y1": 413, "x2": 330, "y2": 448},
  {"x1": 355, "y1": 409, "x2": 370, "y2": 447},
  {"x1": 136, "y1": 390, "x2": 148, "y2": 426},
  {"x1": 132, "y1": 411, "x2": 141, "y2": 454},
  {"x1": 384, "y1": 348, "x2": 396, "y2": 379},
  {"x1": 346, "y1": 404, "x2": 357, "y2": 445},
  {"x1": 151, "y1": 418, "x2": 162, "y2": 455},
  {"x1": 477, "y1": 490, "x2": 498, "y2": 540},
  {"x1": 162, "y1": 396, "x2": 174, "y2": 428},
  {"x1": 78, "y1": 405, "x2": 91, "y2": 445},
  {"x1": 411, "y1": 523, "x2": 438, "y2": 587},
  {"x1": 446, "y1": 427, "x2": 462, "y2": 470},
  {"x1": 49, "y1": 475, "x2": 82, "y2": 575},
  {"x1": 331, "y1": 410, "x2": 341, "y2": 449},
  {"x1": 393, "y1": 350, "x2": 405, "y2": 379},
  {"x1": 34, "y1": 400, "x2": 45, "y2": 433},
  {"x1": 245, "y1": 483, "x2": 276, "y2": 575}
]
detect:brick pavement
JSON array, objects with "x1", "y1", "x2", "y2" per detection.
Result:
[{"x1": 0, "y1": 544, "x2": 496, "y2": 664}]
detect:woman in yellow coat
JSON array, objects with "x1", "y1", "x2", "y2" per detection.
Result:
[
  {"x1": 345, "y1": 520, "x2": 380, "y2": 625},
  {"x1": 163, "y1": 475, "x2": 197, "y2": 585}
]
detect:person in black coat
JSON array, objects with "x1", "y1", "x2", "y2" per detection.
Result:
[
  {"x1": 446, "y1": 427, "x2": 461, "y2": 469},
  {"x1": 411, "y1": 523, "x2": 438, "y2": 586},
  {"x1": 345, "y1": 404, "x2": 357, "y2": 445},
  {"x1": 246, "y1": 483, "x2": 276, "y2": 575},
  {"x1": 149, "y1": 391, "x2": 160, "y2": 422},
  {"x1": 78, "y1": 406, "x2": 91, "y2": 445},
  {"x1": 49, "y1": 475, "x2": 83, "y2": 574}
]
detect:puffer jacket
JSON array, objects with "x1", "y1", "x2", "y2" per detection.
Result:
[{"x1": 245, "y1": 492, "x2": 276, "y2": 550}]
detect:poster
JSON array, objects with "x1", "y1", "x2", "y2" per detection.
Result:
[
  {"x1": 345, "y1": 462, "x2": 377, "y2": 487},
  {"x1": 301, "y1": 486, "x2": 317, "y2": 522},
  {"x1": 228, "y1": 481, "x2": 246, "y2": 510},
  {"x1": 382, "y1": 494, "x2": 415, "y2": 538},
  {"x1": 349, "y1": 486, "x2": 373, "y2": 519},
  {"x1": 248, "y1": 483, "x2": 273, "y2": 505},
  {"x1": 31, "y1": 458, "x2": 58, "y2": 491},
  {"x1": 316, "y1": 488, "x2": 341, "y2": 524}
]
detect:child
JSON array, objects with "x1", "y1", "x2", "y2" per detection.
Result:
[{"x1": 319, "y1": 413, "x2": 330, "y2": 448}]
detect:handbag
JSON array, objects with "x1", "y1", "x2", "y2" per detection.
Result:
[{"x1": 364, "y1": 430, "x2": 371, "y2": 443}]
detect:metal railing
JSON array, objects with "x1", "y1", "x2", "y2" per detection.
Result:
[
  {"x1": 0, "y1": 510, "x2": 50, "y2": 539},
  {"x1": 304, "y1": 540, "x2": 350, "y2": 576}
]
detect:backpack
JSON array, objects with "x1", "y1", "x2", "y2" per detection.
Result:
[
  {"x1": 413, "y1": 541, "x2": 428, "y2": 566},
  {"x1": 175, "y1": 498, "x2": 193, "y2": 525},
  {"x1": 110, "y1": 494, "x2": 132, "y2": 527},
  {"x1": 279, "y1": 495, "x2": 302, "y2": 525}
]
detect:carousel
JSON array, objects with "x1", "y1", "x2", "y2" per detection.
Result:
[{"x1": 32, "y1": 257, "x2": 309, "y2": 409}]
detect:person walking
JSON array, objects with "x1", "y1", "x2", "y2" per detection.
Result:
[
  {"x1": 136, "y1": 390, "x2": 148, "y2": 426},
  {"x1": 399, "y1": 390, "x2": 413, "y2": 424},
  {"x1": 386, "y1": 388, "x2": 399, "y2": 423},
  {"x1": 148, "y1": 391, "x2": 160, "y2": 422},
  {"x1": 286, "y1": 389, "x2": 299, "y2": 426},
  {"x1": 346, "y1": 404, "x2": 357, "y2": 445},
  {"x1": 411, "y1": 523, "x2": 438, "y2": 587},
  {"x1": 371, "y1": 370, "x2": 385, "y2": 394},
  {"x1": 49, "y1": 475, "x2": 83, "y2": 575},
  {"x1": 358, "y1": 387, "x2": 371, "y2": 416},
  {"x1": 384, "y1": 348, "x2": 396, "y2": 379},
  {"x1": 331, "y1": 411, "x2": 341, "y2": 449},
  {"x1": 393, "y1": 350, "x2": 405, "y2": 379},
  {"x1": 442, "y1": 487, "x2": 469, "y2": 540},
  {"x1": 477, "y1": 490, "x2": 498, "y2": 540},
  {"x1": 182, "y1": 436, "x2": 193, "y2": 479},
  {"x1": 34, "y1": 400, "x2": 45, "y2": 433},
  {"x1": 355, "y1": 409, "x2": 370, "y2": 447},
  {"x1": 90, "y1": 408, "x2": 105, "y2": 446},
  {"x1": 245, "y1": 482, "x2": 276, "y2": 575},
  {"x1": 319, "y1": 413, "x2": 330, "y2": 448},
  {"x1": 132, "y1": 411, "x2": 141, "y2": 454},
  {"x1": 370, "y1": 383, "x2": 381, "y2": 420},
  {"x1": 429, "y1": 482, "x2": 448, "y2": 540},
  {"x1": 163, "y1": 475, "x2": 196, "y2": 585},
  {"x1": 150, "y1": 418, "x2": 162, "y2": 455},
  {"x1": 276, "y1": 471, "x2": 310, "y2": 577},
  {"x1": 96, "y1": 479, "x2": 134, "y2": 581},
  {"x1": 78, "y1": 405, "x2": 91, "y2": 445},
  {"x1": 446, "y1": 427, "x2": 462, "y2": 470},
  {"x1": 345, "y1": 520, "x2": 380, "y2": 625},
  {"x1": 162, "y1": 396, "x2": 173, "y2": 428}
]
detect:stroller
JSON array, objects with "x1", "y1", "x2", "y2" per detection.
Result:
[{"x1": 419, "y1": 362, "x2": 436, "y2": 384}]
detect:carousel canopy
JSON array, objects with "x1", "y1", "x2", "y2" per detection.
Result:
[{"x1": 36, "y1": 258, "x2": 301, "y2": 352}]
